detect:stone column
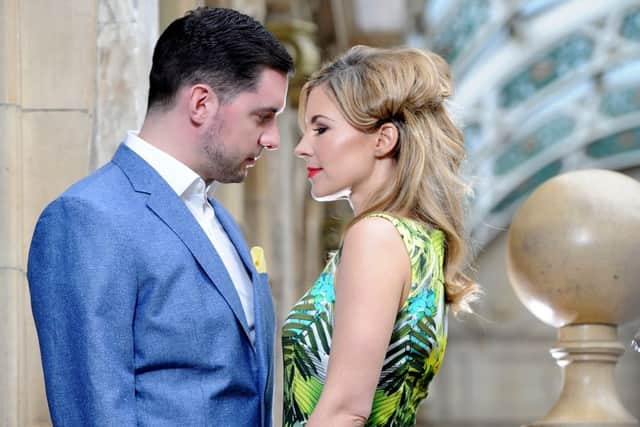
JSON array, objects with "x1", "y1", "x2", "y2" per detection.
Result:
[
  {"x1": 267, "y1": 12, "x2": 321, "y2": 427},
  {"x1": 93, "y1": 0, "x2": 158, "y2": 169},
  {"x1": 206, "y1": 0, "x2": 265, "y2": 20},
  {"x1": 159, "y1": 0, "x2": 204, "y2": 30},
  {"x1": 0, "y1": 5, "x2": 21, "y2": 426}
]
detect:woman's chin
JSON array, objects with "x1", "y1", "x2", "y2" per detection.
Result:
[{"x1": 311, "y1": 187, "x2": 352, "y2": 202}]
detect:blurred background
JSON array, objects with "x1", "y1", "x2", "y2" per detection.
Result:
[{"x1": 1, "y1": 0, "x2": 639, "y2": 426}]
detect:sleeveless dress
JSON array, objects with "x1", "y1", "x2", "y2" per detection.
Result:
[{"x1": 282, "y1": 213, "x2": 448, "y2": 427}]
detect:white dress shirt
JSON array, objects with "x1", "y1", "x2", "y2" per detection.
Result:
[{"x1": 125, "y1": 131, "x2": 255, "y2": 344}]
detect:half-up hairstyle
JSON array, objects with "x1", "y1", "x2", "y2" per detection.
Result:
[{"x1": 298, "y1": 45, "x2": 479, "y2": 314}]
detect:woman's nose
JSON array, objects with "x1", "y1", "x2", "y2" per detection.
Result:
[{"x1": 294, "y1": 134, "x2": 311, "y2": 158}]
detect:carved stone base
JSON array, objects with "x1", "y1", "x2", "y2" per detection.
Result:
[
  {"x1": 526, "y1": 423, "x2": 638, "y2": 427},
  {"x1": 525, "y1": 325, "x2": 638, "y2": 427}
]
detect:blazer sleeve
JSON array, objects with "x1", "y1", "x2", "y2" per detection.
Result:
[{"x1": 27, "y1": 196, "x2": 137, "y2": 427}]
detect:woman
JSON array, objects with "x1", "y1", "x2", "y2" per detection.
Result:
[{"x1": 282, "y1": 45, "x2": 479, "y2": 427}]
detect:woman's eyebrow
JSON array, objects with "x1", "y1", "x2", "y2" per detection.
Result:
[{"x1": 310, "y1": 114, "x2": 335, "y2": 124}]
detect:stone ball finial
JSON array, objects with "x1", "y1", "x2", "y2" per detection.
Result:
[{"x1": 507, "y1": 169, "x2": 640, "y2": 328}]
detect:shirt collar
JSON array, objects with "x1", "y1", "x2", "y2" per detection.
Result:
[{"x1": 124, "y1": 131, "x2": 218, "y2": 199}]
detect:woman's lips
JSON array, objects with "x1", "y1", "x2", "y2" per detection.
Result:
[{"x1": 307, "y1": 167, "x2": 322, "y2": 178}]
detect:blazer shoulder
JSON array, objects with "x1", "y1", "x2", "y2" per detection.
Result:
[
  {"x1": 38, "y1": 161, "x2": 136, "y2": 226},
  {"x1": 64, "y1": 162, "x2": 130, "y2": 198}
]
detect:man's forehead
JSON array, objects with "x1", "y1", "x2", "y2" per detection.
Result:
[
  {"x1": 254, "y1": 70, "x2": 288, "y2": 111},
  {"x1": 224, "y1": 68, "x2": 287, "y2": 112}
]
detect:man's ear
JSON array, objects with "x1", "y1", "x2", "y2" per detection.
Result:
[
  {"x1": 189, "y1": 84, "x2": 219, "y2": 126},
  {"x1": 374, "y1": 122, "x2": 399, "y2": 158}
]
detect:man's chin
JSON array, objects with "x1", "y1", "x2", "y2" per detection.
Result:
[{"x1": 217, "y1": 169, "x2": 249, "y2": 184}]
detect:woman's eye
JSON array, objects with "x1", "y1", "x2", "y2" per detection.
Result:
[{"x1": 313, "y1": 127, "x2": 328, "y2": 135}]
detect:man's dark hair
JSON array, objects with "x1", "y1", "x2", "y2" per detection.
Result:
[{"x1": 147, "y1": 7, "x2": 294, "y2": 111}]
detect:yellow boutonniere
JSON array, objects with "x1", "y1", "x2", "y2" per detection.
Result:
[{"x1": 250, "y1": 246, "x2": 267, "y2": 273}]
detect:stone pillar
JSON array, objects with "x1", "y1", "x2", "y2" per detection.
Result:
[
  {"x1": 93, "y1": 0, "x2": 158, "y2": 169},
  {"x1": 0, "y1": 5, "x2": 21, "y2": 426},
  {"x1": 159, "y1": 0, "x2": 204, "y2": 30},
  {"x1": 206, "y1": 0, "x2": 265, "y2": 19}
]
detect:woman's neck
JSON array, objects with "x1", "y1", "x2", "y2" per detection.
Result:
[{"x1": 348, "y1": 158, "x2": 397, "y2": 216}]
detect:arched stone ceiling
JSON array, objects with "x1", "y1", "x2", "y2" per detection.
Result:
[{"x1": 413, "y1": 0, "x2": 640, "y2": 249}]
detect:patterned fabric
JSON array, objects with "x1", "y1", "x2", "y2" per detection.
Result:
[{"x1": 282, "y1": 213, "x2": 448, "y2": 426}]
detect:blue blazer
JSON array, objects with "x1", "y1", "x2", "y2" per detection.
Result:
[{"x1": 27, "y1": 144, "x2": 275, "y2": 427}]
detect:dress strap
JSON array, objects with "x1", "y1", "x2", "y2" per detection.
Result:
[
  {"x1": 364, "y1": 212, "x2": 445, "y2": 262},
  {"x1": 365, "y1": 212, "x2": 443, "y2": 243},
  {"x1": 365, "y1": 212, "x2": 416, "y2": 252}
]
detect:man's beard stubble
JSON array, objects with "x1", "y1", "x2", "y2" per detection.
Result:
[{"x1": 201, "y1": 119, "x2": 247, "y2": 184}]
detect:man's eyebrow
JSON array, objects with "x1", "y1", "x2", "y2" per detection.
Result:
[{"x1": 251, "y1": 107, "x2": 279, "y2": 115}]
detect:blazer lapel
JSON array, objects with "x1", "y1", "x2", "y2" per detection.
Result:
[
  {"x1": 112, "y1": 145, "x2": 252, "y2": 343},
  {"x1": 213, "y1": 200, "x2": 275, "y2": 398}
]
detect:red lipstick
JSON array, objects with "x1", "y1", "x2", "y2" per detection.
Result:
[{"x1": 307, "y1": 167, "x2": 322, "y2": 178}]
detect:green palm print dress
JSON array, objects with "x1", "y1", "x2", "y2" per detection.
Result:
[{"x1": 282, "y1": 213, "x2": 448, "y2": 427}]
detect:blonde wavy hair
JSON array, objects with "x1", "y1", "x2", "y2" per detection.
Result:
[{"x1": 298, "y1": 45, "x2": 479, "y2": 314}]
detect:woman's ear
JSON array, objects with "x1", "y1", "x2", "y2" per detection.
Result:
[
  {"x1": 374, "y1": 122, "x2": 399, "y2": 158},
  {"x1": 189, "y1": 84, "x2": 219, "y2": 126}
]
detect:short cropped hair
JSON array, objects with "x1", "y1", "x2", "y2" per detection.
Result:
[{"x1": 147, "y1": 7, "x2": 294, "y2": 111}]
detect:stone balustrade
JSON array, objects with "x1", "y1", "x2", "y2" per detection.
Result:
[{"x1": 508, "y1": 169, "x2": 640, "y2": 426}]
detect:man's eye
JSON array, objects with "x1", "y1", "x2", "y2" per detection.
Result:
[
  {"x1": 313, "y1": 127, "x2": 328, "y2": 135},
  {"x1": 258, "y1": 114, "x2": 274, "y2": 123}
]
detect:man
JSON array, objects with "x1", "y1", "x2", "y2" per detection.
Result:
[{"x1": 27, "y1": 7, "x2": 293, "y2": 427}]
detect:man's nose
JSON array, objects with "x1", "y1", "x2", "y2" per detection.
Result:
[{"x1": 260, "y1": 123, "x2": 280, "y2": 150}]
